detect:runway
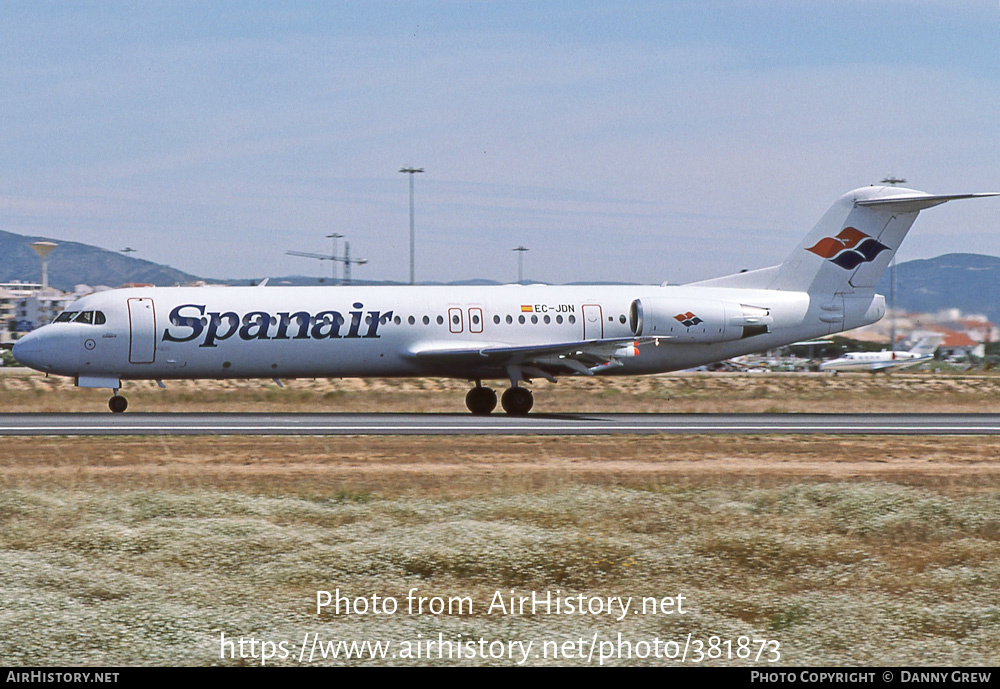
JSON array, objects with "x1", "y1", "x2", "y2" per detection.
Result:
[{"x1": 0, "y1": 412, "x2": 999, "y2": 436}]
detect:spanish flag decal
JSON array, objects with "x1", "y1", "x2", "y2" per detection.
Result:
[{"x1": 520, "y1": 305, "x2": 533, "y2": 313}]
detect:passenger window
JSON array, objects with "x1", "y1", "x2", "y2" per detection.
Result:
[
  {"x1": 436, "y1": 315, "x2": 444, "y2": 325},
  {"x1": 493, "y1": 315, "x2": 500, "y2": 324}
]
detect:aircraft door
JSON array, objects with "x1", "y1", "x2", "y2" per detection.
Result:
[
  {"x1": 582, "y1": 304, "x2": 603, "y2": 340},
  {"x1": 448, "y1": 307, "x2": 464, "y2": 334},
  {"x1": 128, "y1": 298, "x2": 156, "y2": 364}
]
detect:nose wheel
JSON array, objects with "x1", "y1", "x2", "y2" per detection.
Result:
[
  {"x1": 109, "y1": 394, "x2": 128, "y2": 414},
  {"x1": 501, "y1": 387, "x2": 533, "y2": 415}
]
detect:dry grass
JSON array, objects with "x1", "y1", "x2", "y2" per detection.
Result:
[
  {"x1": 3, "y1": 368, "x2": 1000, "y2": 413},
  {"x1": 2, "y1": 432, "x2": 999, "y2": 666},
  {"x1": 2, "y1": 436, "x2": 1000, "y2": 494}
]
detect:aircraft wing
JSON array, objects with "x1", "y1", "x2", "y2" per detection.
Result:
[
  {"x1": 868, "y1": 361, "x2": 904, "y2": 371},
  {"x1": 409, "y1": 336, "x2": 663, "y2": 377}
]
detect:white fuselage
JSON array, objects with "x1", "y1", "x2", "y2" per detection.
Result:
[
  {"x1": 12, "y1": 283, "x2": 883, "y2": 384},
  {"x1": 818, "y1": 350, "x2": 931, "y2": 372}
]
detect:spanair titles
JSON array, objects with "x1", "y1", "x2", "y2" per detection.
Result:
[{"x1": 162, "y1": 303, "x2": 393, "y2": 346}]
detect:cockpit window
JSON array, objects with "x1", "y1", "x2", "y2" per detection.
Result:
[{"x1": 53, "y1": 310, "x2": 106, "y2": 325}]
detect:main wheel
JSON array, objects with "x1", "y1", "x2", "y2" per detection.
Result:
[
  {"x1": 500, "y1": 387, "x2": 533, "y2": 415},
  {"x1": 109, "y1": 395, "x2": 128, "y2": 414},
  {"x1": 465, "y1": 386, "x2": 498, "y2": 415}
]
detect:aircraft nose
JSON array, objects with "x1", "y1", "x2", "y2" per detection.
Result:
[{"x1": 12, "y1": 330, "x2": 54, "y2": 372}]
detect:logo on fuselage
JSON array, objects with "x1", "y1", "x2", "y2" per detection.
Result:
[
  {"x1": 806, "y1": 227, "x2": 889, "y2": 270},
  {"x1": 162, "y1": 303, "x2": 393, "y2": 347}
]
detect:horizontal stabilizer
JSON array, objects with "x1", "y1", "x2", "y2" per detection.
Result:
[{"x1": 856, "y1": 192, "x2": 999, "y2": 213}]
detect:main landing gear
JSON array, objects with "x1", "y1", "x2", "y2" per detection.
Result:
[
  {"x1": 464, "y1": 381, "x2": 534, "y2": 416},
  {"x1": 109, "y1": 390, "x2": 128, "y2": 413},
  {"x1": 465, "y1": 382, "x2": 498, "y2": 415},
  {"x1": 501, "y1": 386, "x2": 533, "y2": 415}
]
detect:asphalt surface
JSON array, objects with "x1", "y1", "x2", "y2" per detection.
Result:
[{"x1": 0, "y1": 413, "x2": 999, "y2": 436}]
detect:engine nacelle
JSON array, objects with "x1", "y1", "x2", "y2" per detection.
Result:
[{"x1": 629, "y1": 297, "x2": 772, "y2": 343}]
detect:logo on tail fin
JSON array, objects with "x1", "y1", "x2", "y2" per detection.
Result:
[{"x1": 806, "y1": 227, "x2": 889, "y2": 270}]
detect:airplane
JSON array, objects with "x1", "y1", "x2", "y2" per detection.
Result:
[
  {"x1": 11, "y1": 185, "x2": 997, "y2": 414},
  {"x1": 819, "y1": 334, "x2": 944, "y2": 373}
]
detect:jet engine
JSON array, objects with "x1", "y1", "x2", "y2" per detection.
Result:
[{"x1": 629, "y1": 297, "x2": 772, "y2": 343}]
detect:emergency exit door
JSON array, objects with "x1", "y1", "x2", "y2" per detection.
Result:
[{"x1": 582, "y1": 304, "x2": 603, "y2": 340}]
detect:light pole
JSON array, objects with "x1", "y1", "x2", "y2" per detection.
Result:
[
  {"x1": 513, "y1": 246, "x2": 529, "y2": 284},
  {"x1": 399, "y1": 167, "x2": 424, "y2": 284},
  {"x1": 881, "y1": 177, "x2": 907, "y2": 351}
]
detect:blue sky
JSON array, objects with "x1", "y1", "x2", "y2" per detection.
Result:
[{"x1": 2, "y1": 1, "x2": 998, "y2": 284}]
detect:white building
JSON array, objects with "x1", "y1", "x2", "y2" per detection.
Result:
[{"x1": 0, "y1": 282, "x2": 108, "y2": 342}]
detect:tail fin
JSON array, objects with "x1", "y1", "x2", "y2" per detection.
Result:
[
  {"x1": 694, "y1": 187, "x2": 997, "y2": 294},
  {"x1": 906, "y1": 333, "x2": 944, "y2": 356}
]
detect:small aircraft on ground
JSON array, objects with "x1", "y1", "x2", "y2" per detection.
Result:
[{"x1": 819, "y1": 334, "x2": 944, "y2": 372}]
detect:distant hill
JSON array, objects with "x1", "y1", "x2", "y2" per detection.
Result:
[
  {"x1": 2, "y1": 230, "x2": 998, "y2": 322},
  {"x1": 875, "y1": 253, "x2": 1000, "y2": 323},
  {"x1": 0, "y1": 230, "x2": 203, "y2": 290}
]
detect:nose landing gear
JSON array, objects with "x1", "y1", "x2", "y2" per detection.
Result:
[{"x1": 109, "y1": 391, "x2": 128, "y2": 413}]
